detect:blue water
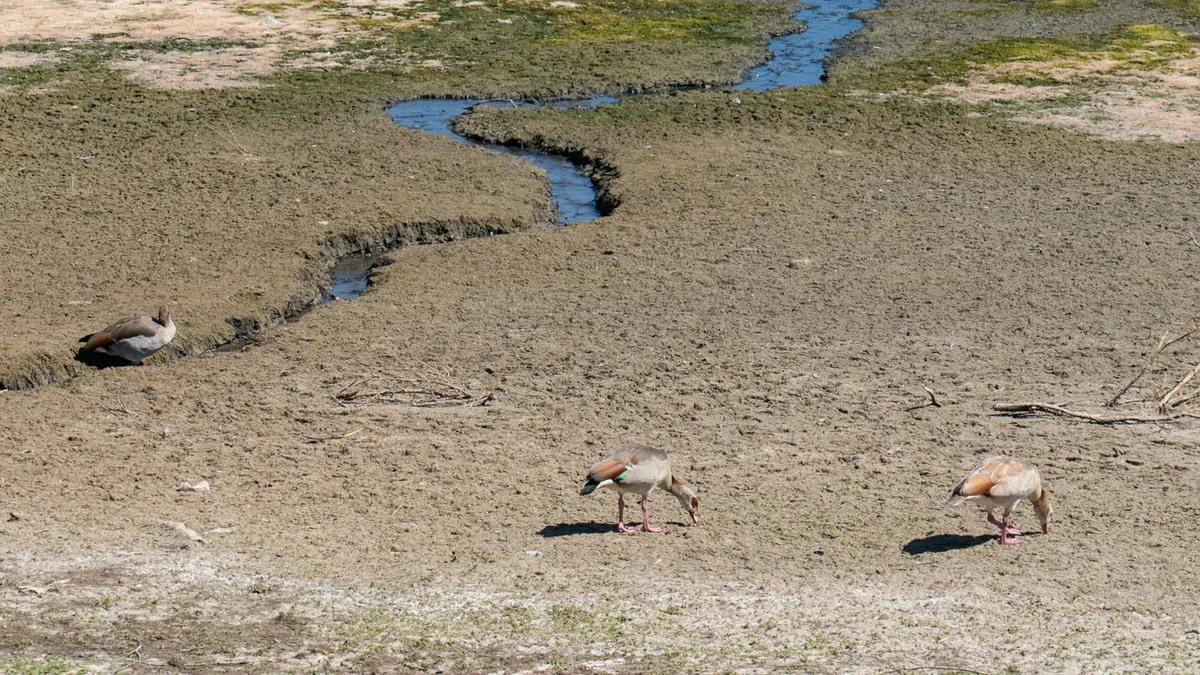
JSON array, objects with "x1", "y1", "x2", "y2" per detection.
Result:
[
  {"x1": 331, "y1": 0, "x2": 873, "y2": 300},
  {"x1": 386, "y1": 97, "x2": 618, "y2": 225},
  {"x1": 738, "y1": 0, "x2": 874, "y2": 90},
  {"x1": 322, "y1": 254, "x2": 377, "y2": 302}
]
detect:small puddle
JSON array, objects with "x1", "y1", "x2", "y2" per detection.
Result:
[
  {"x1": 325, "y1": 0, "x2": 874, "y2": 302},
  {"x1": 322, "y1": 254, "x2": 383, "y2": 303}
]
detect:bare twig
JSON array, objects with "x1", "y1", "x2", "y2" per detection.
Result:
[
  {"x1": 104, "y1": 396, "x2": 135, "y2": 417},
  {"x1": 1169, "y1": 388, "x2": 1200, "y2": 409},
  {"x1": 1159, "y1": 362, "x2": 1200, "y2": 412},
  {"x1": 905, "y1": 386, "x2": 943, "y2": 412},
  {"x1": 924, "y1": 386, "x2": 941, "y2": 407},
  {"x1": 203, "y1": 121, "x2": 254, "y2": 157},
  {"x1": 995, "y1": 402, "x2": 1200, "y2": 425},
  {"x1": 303, "y1": 428, "x2": 365, "y2": 443},
  {"x1": 158, "y1": 520, "x2": 205, "y2": 544},
  {"x1": 1108, "y1": 326, "x2": 1200, "y2": 407}
]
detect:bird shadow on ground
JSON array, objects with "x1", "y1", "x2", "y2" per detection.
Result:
[
  {"x1": 537, "y1": 522, "x2": 614, "y2": 537},
  {"x1": 74, "y1": 351, "x2": 136, "y2": 369},
  {"x1": 903, "y1": 533, "x2": 993, "y2": 555}
]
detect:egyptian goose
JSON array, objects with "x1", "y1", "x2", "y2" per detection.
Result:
[
  {"x1": 78, "y1": 306, "x2": 176, "y2": 364},
  {"x1": 580, "y1": 442, "x2": 699, "y2": 533},
  {"x1": 946, "y1": 456, "x2": 1052, "y2": 545}
]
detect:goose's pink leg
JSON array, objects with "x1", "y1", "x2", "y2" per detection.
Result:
[
  {"x1": 988, "y1": 512, "x2": 1021, "y2": 537},
  {"x1": 640, "y1": 497, "x2": 664, "y2": 533},
  {"x1": 616, "y1": 496, "x2": 636, "y2": 534},
  {"x1": 998, "y1": 513, "x2": 1021, "y2": 545}
]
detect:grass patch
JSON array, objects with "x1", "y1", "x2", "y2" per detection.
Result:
[
  {"x1": 2, "y1": 0, "x2": 800, "y2": 101},
  {"x1": 832, "y1": 24, "x2": 1200, "y2": 93},
  {"x1": 1147, "y1": 0, "x2": 1200, "y2": 19},
  {"x1": 0, "y1": 658, "x2": 87, "y2": 675}
]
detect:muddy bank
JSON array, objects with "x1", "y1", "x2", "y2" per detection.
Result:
[
  {"x1": 0, "y1": 109, "x2": 554, "y2": 389},
  {"x1": 3, "y1": 94, "x2": 1200, "y2": 670},
  {"x1": 4, "y1": 0, "x2": 1200, "y2": 671}
]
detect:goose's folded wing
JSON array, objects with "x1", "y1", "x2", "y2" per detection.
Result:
[
  {"x1": 80, "y1": 316, "x2": 158, "y2": 351},
  {"x1": 587, "y1": 458, "x2": 631, "y2": 483},
  {"x1": 952, "y1": 473, "x2": 995, "y2": 498}
]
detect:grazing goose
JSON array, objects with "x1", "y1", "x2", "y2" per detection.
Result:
[
  {"x1": 946, "y1": 456, "x2": 1052, "y2": 545},
  {"x1": 580, "y1": 442, "x2": 699, "y2": 533},
  {"x1": 78, "y1": 306, "x2": 176, "y2": 364}
]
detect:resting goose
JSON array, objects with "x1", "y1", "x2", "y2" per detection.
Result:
[
  {"x1": 946, "y1": 456, "x2": 1052, "y2": 545},
  {"x1": 580, "y1": 442, "x2": 699, "y2": 533},
  {"x1": 78, "y1": 306, "x2": 176, "y2": 364}
]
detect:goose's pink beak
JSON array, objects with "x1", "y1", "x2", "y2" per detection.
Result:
[{"x1": 1042, "y1": 523, "x2": 1050, "y2": 535}]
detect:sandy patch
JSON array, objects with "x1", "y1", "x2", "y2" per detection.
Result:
[
  {"x1": 927, "y1": 48, "x2": 1200, "y2": 142},
  {"x1": 1016, "y1": 86, "x2": 1200, "y2": 143},
  {"x1": 929, "y1": 79, "x2": 1074, "y2": 103},
  {"x1": 0, "y1": 1, "x2": 450, "y2": 89},
  {"x1": 110, "y1": 46, "x2": 282, "y2": 90},
  {"x1": 343, "y1": 0, "x2": 423, "y2": 7},
  {"x1": 0, "y1": 50, "x2": 63, "y2": 69},
  {"x1": 0, "y1": 0, "x2": 343, "y2": 45}
]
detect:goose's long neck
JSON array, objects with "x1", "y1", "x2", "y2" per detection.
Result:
[{"x1": 667, "y1": 477, "x2": 695, "y2": 510}]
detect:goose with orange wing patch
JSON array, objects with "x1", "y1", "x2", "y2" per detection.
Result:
[
  {"x1": 78, "y1": 306, "x2": 176, "y2": 364},
  {"x1": 581, "y1": 442, "x2": 699, "y2": 534},
  {"x1": 947, "y1": 456, "x2": 1052, "y2": 545}
]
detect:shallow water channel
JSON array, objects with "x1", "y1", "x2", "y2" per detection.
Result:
[{"x1": 322, "y1": 0, "x2": 874, "y2": 301}]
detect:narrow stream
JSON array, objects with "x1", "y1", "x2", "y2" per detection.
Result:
[{"x1": 326, "y1": 0, "x2": 874, "y2": 300}]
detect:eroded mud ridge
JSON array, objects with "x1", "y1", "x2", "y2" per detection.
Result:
[
  {"x1": 7, "y1": 0, "x2": 1200, "y2": 671},
  {"x1": 324, "y1": 0, "x2": 875, "y2": 300}
]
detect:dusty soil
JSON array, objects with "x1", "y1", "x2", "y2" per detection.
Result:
[
  {"x1": 4, "y1": 0, "x2": 1200, "y2": 673},
  {"x1": 5, "y1": 94, "x2": 1200, "y2": 671},
  {"x1": 0, "y1": 106, "x2": 553, "y2": 389}
]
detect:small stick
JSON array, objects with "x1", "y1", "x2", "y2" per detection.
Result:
[
  {"x1": 1108, "y1": 326, "x2": 1199, "y2": 407},
  {"x1": 1169, "y1": 388, "x2": 1200, "y2": 409},
  {"x1": 923, "y1": 386, "x2": 941, "y2": 407},
  {"x1": 905, "y1": 386, "x2": 942, "y2": 411},
  {"x1": 995, "y1": 402, "x2": 1200, "y2": 425},
  {"x1": 105, "y1": 396, "x2": 135, "y2": 417},
  {"x1": 1159, "y1": 362, "x2": 1200, "y2": 411}
]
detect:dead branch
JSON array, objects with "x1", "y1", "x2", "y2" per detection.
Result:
[
  {"x1": 1169, "y1": 388, "x2": 1200, "y2": 409},
  {"x1": 994, "y1": 402, "x2": 1200, "y2": 425},
  {"x1": 924, "y1": 386, "x2": 941, "y2": 407},
  {"x1": 1159, "y1": 362, "x2": 1200, "y2": 412},
  {"x1": 303, "y1": 428, "x2": 364, "y2": 444},
  {"x1": 202, "y1": 121, "x2": 254, "y2": 157},
  {"x1": 1108, "y1": 326, "x2": 1199, "y2": 407},
  {"x1": 104, "y1": 396, "x2": 135, "y2": 417},
  {"x1": 904, "y1": 386, "x2": 943, "y2": 412}
]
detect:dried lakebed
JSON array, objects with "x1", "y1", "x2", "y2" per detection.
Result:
[{"x1": 323, "y1": 0, "x2": 875, "y2": 301}]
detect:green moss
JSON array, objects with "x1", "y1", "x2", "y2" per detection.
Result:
[
  {"x1": 0, "y1": 0, "x2": 799, "y2": 104},
  {"x1": 831, "y1": 25, "x2": 1200, "y2": 93},
  {"x1": 550, "y1": 0, "x2": 791, "y2": 44},
  {"x1": 1029, "y1": 0, "x2": 1099, "y2": 13},
  {"x1": 0, "y1": 658, "x2": 87, "y2": 675},
  {"x1": 1146, "y1": 0, "x2": 1200, "y2": 19}
]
